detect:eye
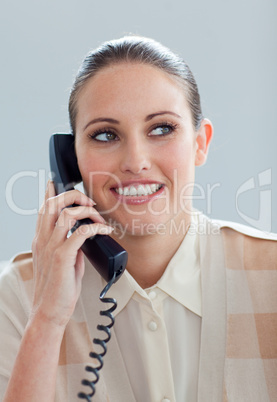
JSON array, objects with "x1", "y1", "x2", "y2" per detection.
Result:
[
  {"x1": 90, "y1": 130, "x2": 118, "y2": 142},
  {"x1": 150, "y1": 123, "x2": 177, "y2": 136}
]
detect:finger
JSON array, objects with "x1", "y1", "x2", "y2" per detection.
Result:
[
  {"x1": 67, "y1": 222, "x2": 114, "y2": 249},
  {"x1": 56, "y1": 223, "x2": 114, "y2": 263},
  {"x1": 57, "y1": 205, "x2": 106, "y2": 227},
  {"x1": 35, "y1": 180, "x2": 53, "y2": 235},
  {"x1": 48, "y1": 206, "x2": 107, "y2": 247},
  {"x1": 48, "y1": 180, "x2": 56, "y2": 198},
  {"x1": 47, "y1": 190, "x2": 95, "y2": 221},
  {"x1": 38, "y1": 190, "x2": 96, "y2": 244}
]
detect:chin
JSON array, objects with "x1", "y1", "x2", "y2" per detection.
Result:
[{"x1": 106, "y1": 213, "x2": 176, "y2": 239}]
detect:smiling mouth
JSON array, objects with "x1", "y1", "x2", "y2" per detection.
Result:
[{"x1": 114, "y1": 183, "x2": 163, "y2": 197}]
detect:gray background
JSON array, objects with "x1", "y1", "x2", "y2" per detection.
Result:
[{"x1": 1, "y1": 0, "x2": 276, "y2": 261}]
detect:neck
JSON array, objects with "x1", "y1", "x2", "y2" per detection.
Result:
[{"x1": 113, "y1": 216, "x2": 191, "y2": 288}]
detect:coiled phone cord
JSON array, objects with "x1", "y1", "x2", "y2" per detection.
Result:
[{"x1": 78, "y1": 271, "x2": 118, "y2": 401}]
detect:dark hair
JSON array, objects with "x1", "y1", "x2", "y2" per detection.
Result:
[{"x1": 69, "y1": 36, "x2": 203, "y2": 134}]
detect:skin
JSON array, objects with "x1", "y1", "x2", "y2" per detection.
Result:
[
  {"x1": 3, "y1": 61, "x2": 212, "y2": 401},
  {"x1": 75, "y1": 62, "x2": 213, "y2": 287}
]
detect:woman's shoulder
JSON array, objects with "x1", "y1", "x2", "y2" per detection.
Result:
[
  {"x1": 0, "y1": 252, "x2": 33, "y2": 328},
  {"x1": 0, "y1": 251, "x2": 34, "y2": 311},
  {"x1": 195, "y1": 212, "x2": 277, "y2": 272},
  {"x1": 0, "y1": 251, "x2": 33, "y2": 282},
  {"x1": 196, "y1": 212, "x2": 277, "y2": 241}
]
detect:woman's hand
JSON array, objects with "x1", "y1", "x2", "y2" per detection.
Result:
[{"x1": 31, "y1": 180, "x2": 113, "y2": 328}]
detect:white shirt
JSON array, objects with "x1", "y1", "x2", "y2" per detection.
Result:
[{"x1": 109, "y1": 219, "x2": 202, "y2": 402}]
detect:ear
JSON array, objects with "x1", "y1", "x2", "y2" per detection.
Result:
[{"x1": 195, "y1": 118, "x2": 213, "y2": 166}]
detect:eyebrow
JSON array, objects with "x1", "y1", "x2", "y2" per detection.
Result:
[
  {"x1": 83, "y1": 111, "x2": 181, "y2": 131},
  {"x1": 145, "y1": 111, "x2": 182, "y2": 121},
  {"x1": 83, "y1": 117, "x2": 120, "y2": 131}
]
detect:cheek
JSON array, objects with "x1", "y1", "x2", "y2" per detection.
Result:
[
  {"x1": 165, "y1": 140, "x2": 197, "y2": 199},
  {"x1": 164, "y1": 138, "x2": 196, "y2": 171},
  {"x1": 77, "y1": 151, "x2": 119, "y2": 202},
  {"x1": 78, "y1": 146, "x2": 109, "y2": 177},
  {"x1": 78, "y1": 153, "x2": 105, "y2": 191}
]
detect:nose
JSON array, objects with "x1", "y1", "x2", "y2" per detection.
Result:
[{"x1": 119, "y1": 136, "x2": 151, "y2": 174}]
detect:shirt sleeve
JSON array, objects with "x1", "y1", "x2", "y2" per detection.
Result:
[{"x1": 0, "y1": 262, "x2": 30, "y2": 399}]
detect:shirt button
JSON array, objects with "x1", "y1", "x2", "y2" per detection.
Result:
[
  {"x1": 148, "y1": 320, "x2": 158, "y2": 331},
  {"x1": 148, "y1": 290, "x2": 157, "y2": 300}
]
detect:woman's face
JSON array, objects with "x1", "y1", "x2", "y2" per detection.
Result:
[{"x1": 74, "y1": 62, "x2": 211, "y2": 237}]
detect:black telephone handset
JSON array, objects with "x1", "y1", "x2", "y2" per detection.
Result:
[
  {"x1": 49, "y1": 133, "x2": 128, "y2": 283},
  {"x1": 50, "y1": 133, "x2": 127, "y2": 400}
]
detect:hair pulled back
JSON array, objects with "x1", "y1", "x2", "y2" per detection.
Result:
[{"x1": 69, "y1": 36, "x2": 203, "y2": 134}]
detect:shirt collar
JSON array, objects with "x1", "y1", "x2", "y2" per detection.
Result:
[
  {"x1": 106, "y1": 213, "x2": 202, "y2": 317},
  {"x1": 155, "y1": 213, "x2": 201, "y2": 316}
]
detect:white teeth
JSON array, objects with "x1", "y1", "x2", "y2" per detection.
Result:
[
  {"x1": 129, "y1": 186, "x2": 137, "y2": 196},
  {"x1": 115, "y1": 183, "x2": 162, "y2": 196},
  {"x1": 145, "y1": 184, "x2": 152, "y2": 194},
  {"x1": 137, "y1": 185, "x2": 146, "y2": 196}
]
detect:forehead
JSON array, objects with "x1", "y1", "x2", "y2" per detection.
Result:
[{"x1": 75, "y1": 62, "x2": 191, "y2": 122}]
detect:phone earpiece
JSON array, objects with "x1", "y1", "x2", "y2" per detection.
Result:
[{"x1": 49, "y1": 134, "x2": 82, "y2": 194}]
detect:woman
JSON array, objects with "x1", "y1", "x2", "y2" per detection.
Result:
[{"x1": 1, "y1": 36, "x2": 276, "y2": 402}]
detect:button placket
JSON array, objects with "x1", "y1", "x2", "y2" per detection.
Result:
[{"x1": 140, "y1": 292, "x2": 175, "y2": 401}]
